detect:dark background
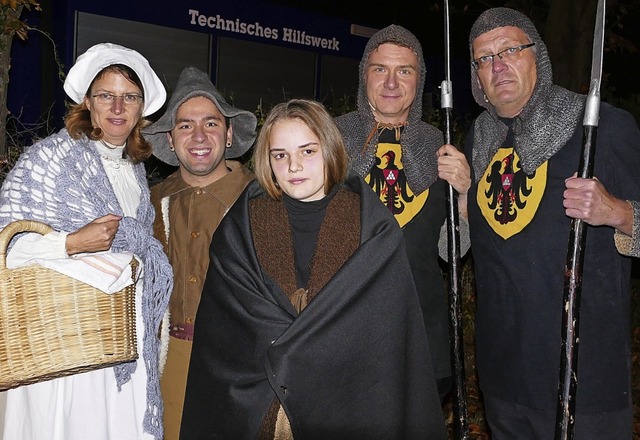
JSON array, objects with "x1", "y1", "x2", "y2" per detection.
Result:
[{"x1": 269, "y1": 0, "x2": 640, "y2": 120}]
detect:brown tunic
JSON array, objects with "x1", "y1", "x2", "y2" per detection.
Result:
[
  {"x1": 151, "y1": 160, "x2": 253, "y2": 440},
  {"x1": 151, "y1": 161, "x2": 254, "y2": 332}
]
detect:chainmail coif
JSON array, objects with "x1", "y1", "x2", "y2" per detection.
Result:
[
  {"x1": 335, "y1": 24, "x2": 443, "y2": 195},
  {"x1": 468, "y1": 7, "x2": 585, "y2": 182}
]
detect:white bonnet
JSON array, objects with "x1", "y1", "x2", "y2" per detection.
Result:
[{"x1": 63, "y1": 42, "x2": 166, "y2": 116}]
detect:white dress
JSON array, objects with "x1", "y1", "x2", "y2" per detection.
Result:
[{"x1": 2, "y1": 141, "x2": 153, "y2": 440}]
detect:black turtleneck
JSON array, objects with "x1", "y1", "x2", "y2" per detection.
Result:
[{"x1": 282, "y1": 186, "x2": 339, "y2": 288}]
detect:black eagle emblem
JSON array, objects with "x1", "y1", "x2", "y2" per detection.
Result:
[
  {"x1": 368, "y1": 150, "x2": 414, "y2": 215},
  {"x1": 484, "y1": 152, "x2": 534, "y2": 224}
]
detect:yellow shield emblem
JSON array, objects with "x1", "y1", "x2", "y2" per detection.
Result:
[
  {"x1": 476, "y1": 147, "x2": 547, "y2": 239},
  {"x1": 365, "y1": 142, "x2": 428, "y2": 228}
]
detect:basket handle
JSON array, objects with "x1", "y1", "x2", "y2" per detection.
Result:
[{"x1": 0, "y1": 220, "x2": 55, "y2": 269}]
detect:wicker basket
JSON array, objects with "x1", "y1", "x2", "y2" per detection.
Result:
[{"x1": 0, "y1": 220, "x2": 138, "y2": 391}]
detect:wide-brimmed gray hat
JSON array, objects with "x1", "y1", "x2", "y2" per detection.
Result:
[{"x1": 143, "y1": 66, "x2": 257, "y2": 166}]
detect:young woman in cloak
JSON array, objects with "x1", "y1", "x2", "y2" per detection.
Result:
[{"x1": 181, "y1": 99, "x2": 447, "y2": 440}]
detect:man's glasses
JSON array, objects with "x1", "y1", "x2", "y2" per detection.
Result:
[
  {"x1": 91, "y1": 93, "x2": 144, "y2": 106},
  {"x1": 471, "y1": 43, "x2": 535, "y2": 70}
]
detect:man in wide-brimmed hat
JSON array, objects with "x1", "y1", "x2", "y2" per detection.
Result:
[{"x1": 143, "y1": 66, "x2": 257, "y2": 440}]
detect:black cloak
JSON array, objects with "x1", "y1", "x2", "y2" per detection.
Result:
[{"x1": 180, "y1": 176, "x2": 446, "y2": 440}]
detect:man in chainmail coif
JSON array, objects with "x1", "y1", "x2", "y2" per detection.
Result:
[
  {"x1": 335, "y1": 24, "x2": 471, "y2": 405},
  {"x1": 466, "y1": 7, "x2": 640, "y2": 439}
]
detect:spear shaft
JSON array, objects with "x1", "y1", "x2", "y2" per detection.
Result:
[
  {"x1": 441, "y1": 1, "x2": 469, "y2": 438},
  {"x1": 555, "y1": 1, "x2": 605, "y2": 438}
]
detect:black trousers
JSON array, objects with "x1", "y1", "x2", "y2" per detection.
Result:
[{"x1": 483, "y1": 394, "x2": 632, "y2": 440}]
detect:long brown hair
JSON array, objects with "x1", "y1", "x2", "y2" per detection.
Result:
[{"x1": 64, "y1": 64, "x2": 152, "y2": 164}]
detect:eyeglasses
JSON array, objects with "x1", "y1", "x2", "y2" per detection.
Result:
[
  {"x1": 91, "y1": 93, "x2": 144, "y2": 106},
  {"x1": 471, "y1": 43, "x2": 535, "y2": 70}
]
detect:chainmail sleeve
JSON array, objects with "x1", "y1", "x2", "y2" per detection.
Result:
[{"x1": 614, "y1": 200, "x2": 640, "y2": 257}]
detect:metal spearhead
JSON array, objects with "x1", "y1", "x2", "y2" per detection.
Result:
[
  {"x1": 440, "y1": 0, "x2": 453, "y2": 110},
  {"x1": 583, "y1": 0, "x2": 606, "y2": 127}
]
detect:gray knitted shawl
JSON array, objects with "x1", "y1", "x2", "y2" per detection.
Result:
[
  {"x1": 0, "y1": 129, "x2": 173, "y2": 439},
  {"x1": 335, "y1": 24, "x2": 443, "y2": 195}
]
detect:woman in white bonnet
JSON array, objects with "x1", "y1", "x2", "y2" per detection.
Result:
[{"x1": 0, "y1": 43, "x2": 173, "y2": 440}]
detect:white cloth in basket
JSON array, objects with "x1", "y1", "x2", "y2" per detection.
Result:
[{"x1": 9, "y1": 249, "x2": 136, "y2": 294}]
